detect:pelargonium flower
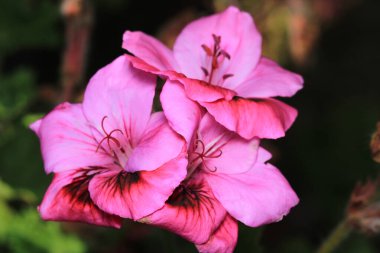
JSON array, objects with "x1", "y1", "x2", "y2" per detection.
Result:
[
  {"x1": 122, "y1": 6, "x2": 303, "y2": 140},
  {"x1": 140, "y1": 114, "x2": 299, "y2": 252},
  {"x1": 30, "y1": 56, "x2": 187, "y2": 227}
]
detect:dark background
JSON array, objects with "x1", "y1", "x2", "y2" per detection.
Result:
[{"x1": 1, "y1": 0, "x2": 380, "y2": 252}]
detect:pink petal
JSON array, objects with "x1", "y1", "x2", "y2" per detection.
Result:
[
  {"x1": 37, "y1": 103, "x2": 113, "y2": 173},
  {"x1": 83, "y1": 55, "x2": 156, "y2": 149},
  {"x1": 122, "y1": 31, "x2": 179, "y2": 71},
  {"x1": 257, "y1": 146, "x2": 273, "y2": 163},
  {"x1": 194, "y1": 114, "x2": 259, "y2": 174},
  {"x1": 160, "y1": 80, "x2": 203, "y2": 144},
  {"x1": 88, "y1": 154, "x2": 188, "y2": 220},
  {"x1": 124, "y1": 54, "x2": 162, "y2": 74},
  {"x1": 200, "y1": 98, "x2": 298, "y2": 140},
  {"x1": 126, "y1": 54, "x2": 236, "y2": 102},
  {"x1": 177, "y1": 77, "x2": 236, "y2": 102},
  {"x1": 206, "y1": 160, "x2": 299, "y2": 227},
  {"x1": 173, "y1": 6, "x2": 262, "y2": 88},
  {"x1": 125, "y1": 54, "x2": 236, "y2": 102},
  {"x1": 39, "y1": 167, "x2": 122, "y2": 228},
  {"x1": 196, "y1": 215, "x2": 238, "y2": 253},
  {"x1": 126, "y1": 112, "x2": 186, "y2": 172},
  {"x1": 29, "y1": 119, "x2": 42, "y2": 135},
  {"x1": 234, "y1": 57, "x2": 304, "y2": 98},
  {"x1": 142, "y1": 174, "x2": 226, "y2": 244}
]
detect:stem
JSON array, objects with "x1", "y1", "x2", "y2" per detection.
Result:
[
  {"x1": 60, "y1": 0, "x2": 93, "y2": 102},
  {"x1": 316, "y1": 220, "x2": 352, "y2": 253}
]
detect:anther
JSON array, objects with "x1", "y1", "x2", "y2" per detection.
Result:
[
  {"x1": 220, "y1": 50, "x2": 231, "y2": 60},
  {"x1": 201, "y1": 44, "x2": 213, "y2": 56},
  {"x1": 212, "y1": 34, "x2": 221, "y2": 45},
  {"x1": 223, "y1": 74, "x2": 234, "y2": 80},
  {"x1": 201, "y1": 67, "x2": 209, "y2": 76}
]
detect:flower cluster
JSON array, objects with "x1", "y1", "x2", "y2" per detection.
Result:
[{"x1": 31, "y1": 6, "x2": 303, "y2": 253}]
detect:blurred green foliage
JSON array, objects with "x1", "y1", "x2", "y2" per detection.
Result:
[
  {"x1": 0, "y1": 180, "x2": 85, "y2": 253},
  {"x1": 0, "y1": 0, "x2": 59, "y2": 58},
  {"x1": 1, "y1": 0, "x2": 380, "y2": 252},
  {"x1": 0, "y1": 1, "x2": 88, "y2": 252}
]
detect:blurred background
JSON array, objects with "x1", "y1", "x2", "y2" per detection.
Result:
[{"x1": 1, "y1": 0, "x2": 380, "y2": 252}]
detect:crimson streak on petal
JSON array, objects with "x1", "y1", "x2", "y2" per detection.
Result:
[
  {"x1": 38, "y1": 167, "x2": 122, "y2": 228},
  {"x1": 143, "y1": 175, "x2": 226, "y2": 244}
]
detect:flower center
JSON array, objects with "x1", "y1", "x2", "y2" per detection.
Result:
[
  {"x1": 95, "y1": 116, "x2": 130, "y2": 168},
  {"x1": 201, "y1": 34, "x2": 234, "y2": 86},
  {"x1": 190, "y1": 139, "x2": 222, "y2": 173},
  {"x1": 185, "y1": 137, "x2": 224, "y2": 182}
]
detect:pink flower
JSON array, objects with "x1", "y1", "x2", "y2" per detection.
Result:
[
  {"x1": 140, "y1": 114, "x2": 299, "y2": 252},
  {"x1": 122, "y1": 6, "x2": 303, "y2": 140},
  {"x1": 30, "y1": 56, "x2": 187, "y2": 227}
]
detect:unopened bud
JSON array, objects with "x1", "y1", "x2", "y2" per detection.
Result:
[{"x1": 347, "y1": 178, "x2": 380, "y2": 234}]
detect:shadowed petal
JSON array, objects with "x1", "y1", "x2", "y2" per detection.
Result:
[
  {"x1": 126, "y1": 112, "x2": 185, "y2": 172},
  {"x1": 206, "y1": 154, "x2": 299, "y2": 227},
  {"x1": 83, "y1": 55, "x2": 156, "y2": 149},
  {"x1": 173, "y1": 6, "x2": 262, "y2": 88},
  {"x1": 141, "y1": 175, "x2": 226, "y2": 244},
  {"x1": 196, "y1": 215, "x2": 238, "y2": 253},
  {"x1": 160, "y1": 80, "x2": 203, "y2": 144},
  {"x1": 89, "y1": 154, "x2": 188, "y2": 220},
  {"x1": 234, "y1": 57, "x2": 304, "y2": 98},
  {"x1": 36, "y1": 103, "x2": 113, "y2": 173},
  {"x1": 122, "y1": 31, "x2": 179, "y2": 71},
  {"x1": 38, "y1": 167, "x2": 122, "y2": 228},
  {"x1": 200, "y1": 98, "x2": 298, "y2": 140}
]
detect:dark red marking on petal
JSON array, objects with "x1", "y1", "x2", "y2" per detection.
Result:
[
  {"x1": 61, "y1": 167, "x2": 104, "y2": 206},
  {"x1": 40, "y1": 167, "x2": 122, "y2": 228},
  {"x1": 145, "y1": 176, "x2": 226, "y2": 244},
  {"x1": 101, "y1": 170, "x2": 140, "y2": 194},
  {"x1": 167, "y1": 180, "x2": 214, "y2": 212}
]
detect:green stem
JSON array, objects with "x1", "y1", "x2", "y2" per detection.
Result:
[{"x1": 316, "y1": 220, "x2": 352, "y2": 253}]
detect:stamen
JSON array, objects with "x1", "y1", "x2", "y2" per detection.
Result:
[
  {"x1": 96, "y1": 116, "x2": 124, "y2": 152},
  {"x1": 201, "y1": 44, "x2": 213, "y2": 56},
  {"x1": 203, "y1": 163, "x2": 218, "y2": 173},
  {"x1": 191, "y1": 139, "x2": 223, "y2": 173},
  {"x1": 212, "y1": 34, "x2": 221, "y2": 45},
  {"x1": 201, "y1": 67, "x2": 209, "y2": 76},
  {"x1": 212, "y1": 57, "x2": 219, "y2": 69},
  {"x1": 222, "y1": 74, "x2": 234, "y2": 80},
  {"x1": 200, "y1": 34, "x2": 233, "y2": 85},
  {"x1": 220, "y1": 50, "x2": 231, "y2": 60}
]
